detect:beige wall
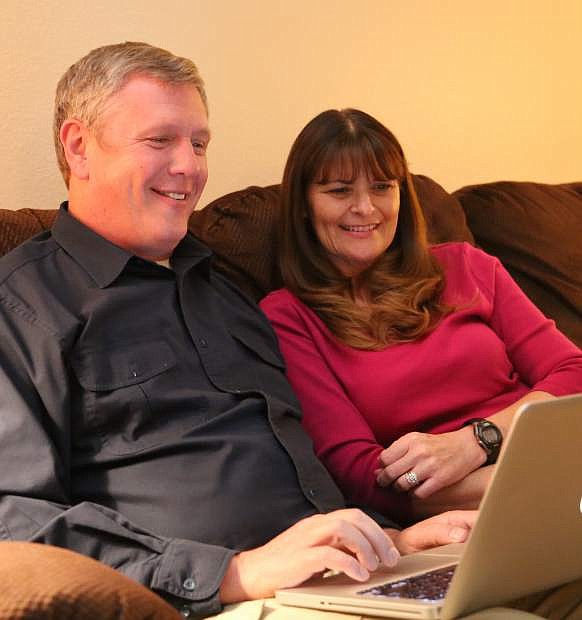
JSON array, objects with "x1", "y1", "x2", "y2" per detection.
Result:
[{"x1": 1, "y1": 0, "x2": 581, "y2": 212}]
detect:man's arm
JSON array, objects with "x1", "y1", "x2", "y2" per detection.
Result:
[
  {"x1": 0, "y1": 305, "x2": 232, "y2": 616},
  {"x1": 218, "y1": 509, "x2": 477, "y2": 603},
  {"x1": 219, "y1": 508, "x2": 400, "y2": 602}
]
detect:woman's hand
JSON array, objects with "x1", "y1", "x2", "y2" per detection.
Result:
[
  {"x1": 410, "y1": 466, "x2": 493, "y2": 518},
  {"x1": 375, "y1": 427, "x2": 486, "y2": 498},
  {"x1": 376, "y1": 392, "x2": 554, "y2": 500}
]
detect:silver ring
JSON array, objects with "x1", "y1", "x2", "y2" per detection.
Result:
[{"x1": 404, "y1": 471, "x2": 419, "y2": 487}]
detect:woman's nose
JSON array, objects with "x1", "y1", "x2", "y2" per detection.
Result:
[{"x1": 350, "y1": 191, "x2": 374, "y2": 215}]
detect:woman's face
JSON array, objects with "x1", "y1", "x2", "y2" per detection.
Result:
[{"x1": 307, "y1": 170, "x2": 400, "y2": 277}]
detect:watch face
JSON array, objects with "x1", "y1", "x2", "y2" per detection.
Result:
[{"x1": 482, "y1": 425, "x2": 501, "y2": 445}]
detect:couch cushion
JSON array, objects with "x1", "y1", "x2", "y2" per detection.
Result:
[
  {"x1": 0, "y1": 208, "x2": 58, "y2": 256},
  {"x1": 189, "y1": 185, "x2": 283, "y2": 302},
  {"x1": 454, "y1": 181, "x2": 582, "y2": 348},
  {"x1": 0, "y1": 542, "x2": 180, "y2": 619},
  {"x1": 412, "y1": 175, "x2": 475, "y2": 246},
  {"x1": 190, "y1": 175, "x2": 474, "y2": 301}
]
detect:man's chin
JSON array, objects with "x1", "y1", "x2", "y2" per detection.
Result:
[{"x1": 135, "y1": 231, "x2": 187, "y2": 262}]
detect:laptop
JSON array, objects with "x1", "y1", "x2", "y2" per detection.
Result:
[{"x1": 276, "y1": 393, "x2": 582, "y2": 619}]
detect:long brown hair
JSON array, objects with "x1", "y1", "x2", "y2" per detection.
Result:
[{"x1": 279, "y1": 108, "x2": 448, "y2": 350}]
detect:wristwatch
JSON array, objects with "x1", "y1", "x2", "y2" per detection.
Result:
[{"x1": 462, "y1": 418, "x2": 503, "y2": 465}]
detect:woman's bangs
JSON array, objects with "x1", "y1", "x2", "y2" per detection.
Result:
[
  {"x1": 312, "y1": 146, "x2": 357, "y2": 184},
  {"x1": 361, "y1": 136, "x2": 405, "y2": 181},
  {"x1": 313, "y1": 139, "x2": 403, "y2": 184}
]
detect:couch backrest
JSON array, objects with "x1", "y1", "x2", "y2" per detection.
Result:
[
  {"x1": 188, "y1": 174, "x2": 475, "y2": 301},
  {"x1": 454, "y1": 181, "x2": 582, "y2": 348},
  {"x1": 0, "y1": 208, "x2": 58, "y2": 256},
  {"x1": 1, "y1": 176, "x2": 580, "y2": 348}
]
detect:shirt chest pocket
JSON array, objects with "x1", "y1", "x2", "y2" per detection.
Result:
[
  {"x1": 226, "y1": 326, "x2": 297, "y2": 402},
  {"x1": 71, "y1": 340, "x2": 188, "y2": 455}
]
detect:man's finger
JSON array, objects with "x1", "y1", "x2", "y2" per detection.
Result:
[
  {"x1": 308, "y1": 546, "x2": 370, "y2": 582},
  {"x1": 338, "y1": 509, "x2": 400, "y2": 568}
]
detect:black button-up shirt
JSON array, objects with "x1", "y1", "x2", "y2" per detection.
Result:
[{"x1": 0, "y1": 205, "x2": 344, "y2": 615}]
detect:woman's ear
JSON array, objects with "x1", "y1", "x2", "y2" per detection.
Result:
[{"x1": 60, "y1": 119, "x2": 91, "y2": 181}]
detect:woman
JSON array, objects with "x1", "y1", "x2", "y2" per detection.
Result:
[{"x1": 260, "y1": 108, "x2": 582, "y2": 522}]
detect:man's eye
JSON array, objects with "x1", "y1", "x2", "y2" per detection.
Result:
[
  {"x1": 191, "y1": 140, "x2": 207, "y2": 155},
  {"x1": 147, "y1": 137, "x2": 171, "y2": 147}
]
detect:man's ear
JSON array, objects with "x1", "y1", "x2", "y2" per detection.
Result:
[{"x1": 60, "y1": 119, "x2": 91, "y2": 181}]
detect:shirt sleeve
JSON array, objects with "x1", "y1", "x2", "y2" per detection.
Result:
[
  {"x1": 0, "y1": 299, "x2": 233, "y2": 616},
  {"x1": 465, "y1": 245, "x2": 582, "y2": 396},
  {"x1": 260, "y1": 292, "x2": 411, "y2": 521}
]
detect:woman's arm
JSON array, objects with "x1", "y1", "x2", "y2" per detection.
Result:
[
  {"x1": 409, "y1": 466, "x2": 493, "y2": 519},
  {"x1": 377, "y1": 247, "x2": 582, "y2": 502},
  {"x1": 377, "y1": 390, "x2": 554, "y2": 500}
]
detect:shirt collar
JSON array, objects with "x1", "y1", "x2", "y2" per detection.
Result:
[{"x1": 52, "y1": 203, "x2": 213, "y2": 288}]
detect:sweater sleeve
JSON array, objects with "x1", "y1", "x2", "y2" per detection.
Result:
[
  {"x1": 465, "y1": 246, "x2": 582, "y2": 396},
  {"x1": 260, "y1": 291, "x2": 410, "y2": 521}
]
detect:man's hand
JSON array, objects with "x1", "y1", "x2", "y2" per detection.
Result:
[
  {"x1": 219, "y1": 508, "x2": 400, "y2": 603},
  {"x1": 386, "y1": 510, "x2": 478, "y2": 555},
  {"x1": 375, "y1": 428, "x2": 485, "y2": 498}
]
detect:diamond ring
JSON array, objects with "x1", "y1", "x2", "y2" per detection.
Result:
[{"x1": 404, "y1": 470, "x2": 420, "y2": 487}]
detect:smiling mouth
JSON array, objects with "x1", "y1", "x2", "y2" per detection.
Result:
[
  {"x1": 152, "y1": 189, "x2": 188, "y2": 201},
  {"x1": 340, "y1": 224, "x2": 379, "y2": 232}
]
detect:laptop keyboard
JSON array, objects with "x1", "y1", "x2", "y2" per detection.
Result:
[{"x1": 357, "y1": 565, "x2": 456, "y2": 602}]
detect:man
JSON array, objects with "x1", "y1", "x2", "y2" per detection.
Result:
[{"x1": 0, "y1": 41, "x2": 480, "y2": 616}]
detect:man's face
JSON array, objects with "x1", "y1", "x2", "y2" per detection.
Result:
[{"x1": 77, "y1": 75, "x2": 210, "y2": 260}]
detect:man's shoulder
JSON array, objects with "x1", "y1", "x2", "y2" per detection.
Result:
[{"x1": 0, "y1": 230, "x2": 59, "y2": 286}]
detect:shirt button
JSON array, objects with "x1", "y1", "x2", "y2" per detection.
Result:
[
  {"x1": 198, "y1": 338, "x2": 208, "y2": 348},
  {"x1": 181, "y1": 606, "x2": 192, "y2": 617},
  {"x1": 308, "y1": 488, "x2": 316, "y2": 498},
  {"x1": 183, "y1": 577, "x2": 196, "y2": 591}
]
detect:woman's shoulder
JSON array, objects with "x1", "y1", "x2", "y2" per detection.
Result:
[
  {"x1": 259, "y1": 287, "x2": 309, "y2": 316},
  {"x1": 430, "y1": 241, "x2": 502, "y2": 300},
  {"x1": 260, "y1": 287, "x2": 298, "y2": 308},
  {"x1": 260, "y1": 288, "x2": 327, "y2": 333},
  {"x1": 430, "y1": 241, "x2": 500, "y2": 272}
]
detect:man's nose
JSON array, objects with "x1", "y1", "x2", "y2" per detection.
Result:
[
  {"x1": 350, "y1": 191, "x2": 374, "y2": 215},
  {"x1": 169, "y1": 139, "x2": 204, "y2": 177}
]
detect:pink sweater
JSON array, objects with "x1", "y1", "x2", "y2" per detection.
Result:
[{"x1": 260, "y1": 243, "x2": 582, "y2": 518}]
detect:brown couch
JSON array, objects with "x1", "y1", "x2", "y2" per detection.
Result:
[
  {"x1": 0, "y1": 175, "x2": 580, "y2": 616},
  {"x1": 2, "y1": 176, "x2": 580, "y2": 349},
  {"x1": 190, "y1": 176, "x2": 582, "y2": 348}
]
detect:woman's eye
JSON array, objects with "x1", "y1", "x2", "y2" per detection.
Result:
[
  {"x1": 327, "y1": 187, "x2": 350, "y2": 195},
  {"x1": 373, "y1": 182, "x2": 395, "y2": 192}
]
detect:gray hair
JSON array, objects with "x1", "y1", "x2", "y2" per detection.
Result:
[{"x1": 54, "y1": 41, "x2": 207, "y2": 186}]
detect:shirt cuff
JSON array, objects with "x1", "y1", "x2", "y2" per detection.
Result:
[{"x1": 152, "y1": 537, "x2": 236, "y2": 616}]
